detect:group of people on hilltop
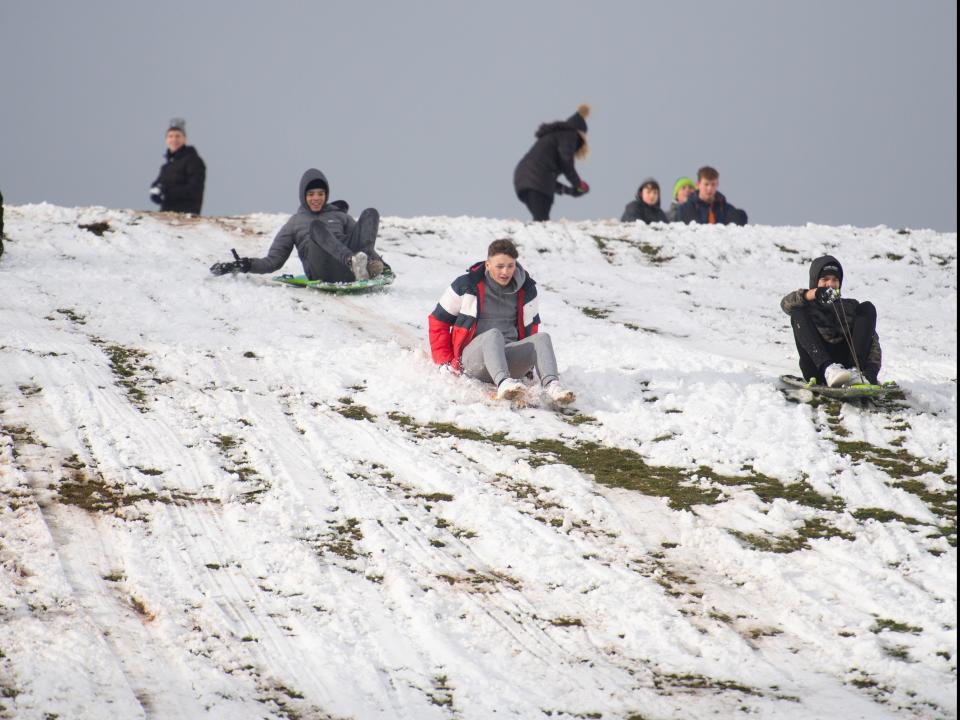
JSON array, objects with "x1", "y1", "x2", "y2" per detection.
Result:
[{"x1": 512, "y1": 104, "x2": 748, "y2": 226}]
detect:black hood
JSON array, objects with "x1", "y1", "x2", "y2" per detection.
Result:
[
  {"x1": 809, "y1": 255, "x2": 844, "y2": 289},
  {"x1": 298, "y1": 168, "x2": 330, "y2": 211}
]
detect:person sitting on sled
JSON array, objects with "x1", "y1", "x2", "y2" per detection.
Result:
[
  {"x1": 780, "y1": 255, "x2": 882, "y2": 387},
  {"x1": 210, "y1": 168, "x2": 385, "y2": 282},
  {"x1": 428, "y1": 238, "x2": 575, "y2": 404}
]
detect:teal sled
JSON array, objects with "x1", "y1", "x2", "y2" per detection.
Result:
[{"x1": 272, "y1": 267, "x2": 396, "y2": 294}]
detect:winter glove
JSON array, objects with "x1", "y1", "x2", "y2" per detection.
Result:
[
  {"x1": 814, "y1": 287, "x2": 840, "y2": 305},
  {"x1": 149, "y1": 183, "x2": 164, "y2": 205},
  {"x1": 209, "y1": 248, "x2": 251, "y2": 276},
  {"x1": 572, "y1": 180, "x2": 590, "y2": 197},
  {"x1": 555, "y1": 182, "x2": 573, "y2": 196}
]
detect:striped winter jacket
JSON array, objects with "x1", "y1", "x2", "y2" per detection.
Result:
[{"x1": 428, "y1": 261, "x2": 540, "y2": 368}]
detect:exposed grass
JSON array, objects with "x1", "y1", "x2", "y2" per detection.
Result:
[
  {"x1": 91, "y1": 338, "x2": 160, "y2": 411},
  {"x1": 55, "y1": 307, "x2": 87, "y2": 325},
  {"x1": 335, "y1": 402, "x2": 375, "y2": 421},
  {"x1": 78, "y1": 221, "x2": 111, "y2": 236},
  {"x1": 57, "y1": 464, "x2": 218, "y2": 513},
  {"x1": 652, "y1": 671, "x2": 762, "y2": 696},
  {"x1": 580, "y1": 306, "x2": 611, "y2": 320},
  {"x1": 872, "y1": 618, "x2": 923, "y2": 634},
  {"x1": 730, "y1": 518, "x2": 855, "y2": 553}
]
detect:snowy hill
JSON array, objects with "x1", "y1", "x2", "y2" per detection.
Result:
[{"x1": 0, "y1": 204, "x2": 956, "y2": 720}]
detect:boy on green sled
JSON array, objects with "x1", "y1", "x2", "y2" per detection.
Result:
[{"x1": 210, "y1": 168, "x2": 385, "y2": 282}]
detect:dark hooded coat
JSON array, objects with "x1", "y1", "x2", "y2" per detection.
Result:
[
  {"x1": 780, "y1": 255, "x2": 882, "y2": 368},
  {"x1": 248, "y1": 169, "x2": 358, "y2": 275},
  {"x1": 513, "y1": 115, "x2": 586, "y2": 198},
  {"x1": 621, "y1": 179, "x2": 668, "y2": 223}
]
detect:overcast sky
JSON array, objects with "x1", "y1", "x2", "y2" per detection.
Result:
[{"x1": 2, "y1": 1, "x2": 956, "y2": 231}]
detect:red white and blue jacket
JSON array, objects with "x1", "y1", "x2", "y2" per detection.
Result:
[{"x1": 428, "y1": 261, "x2": 540, "y2": 369}]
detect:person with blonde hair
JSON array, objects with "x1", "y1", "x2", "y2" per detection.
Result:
[{"x1": 512, "y1": 104, "x2": 591, "y2": 221}]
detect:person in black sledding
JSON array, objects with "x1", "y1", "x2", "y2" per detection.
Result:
[
  {"x1": 513, "y1": 104, "x2": 591, "y2": 221},
  {"x1": 780, "y1": 255, "x2": 882, "y2": 387},
  {"x1": 209, "y1": 168, "x2": 385, "y2": 282}
]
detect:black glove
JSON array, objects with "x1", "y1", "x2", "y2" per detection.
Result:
[
  {"x1": 209, "y1": 257, "x2": 251, "y2": 276},
  {"x1": 555, "y1": 182, "x2": 573, "y2": 196},
  {"x1": 149, "y1": 182, "x2": 164, "y2": 205},
  {"x1": 815, "y1": 286, "x2": 840, "y2": 305}
]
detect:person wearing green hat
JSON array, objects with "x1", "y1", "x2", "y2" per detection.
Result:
[{"x1": 665, "y1": 177, "x2": 696, "y2": 222}]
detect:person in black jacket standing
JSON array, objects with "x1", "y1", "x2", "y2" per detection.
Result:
[
  {"x1": 513, "y1": 104, "x2": 591, "y2": 221},
  {"x1": 150, "y1": 118, "x2": 206, "y2": 214}
]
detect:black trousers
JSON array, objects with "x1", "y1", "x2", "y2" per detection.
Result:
[
  {"x1": 305, "y1": 208, "x2": 380, "y2": 282},
  {"x1": 790, "y1": 303, "x2": 879, "y2": 384},
  {"x1": 518, "y1": 189, "x2": 554, "y2": 222}
]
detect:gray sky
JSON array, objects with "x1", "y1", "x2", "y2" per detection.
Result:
[{"x1": 2, "y1": 1, "x2": 957, "y2": 231}]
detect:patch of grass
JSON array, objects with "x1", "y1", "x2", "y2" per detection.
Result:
[
  {"x1": 652, "y1": 671, "x2": 762, "y2": 696},
  {"x1": 851, "y1": 508, "x2": 926, "y2": 526},
  {"x1": 885, "y1": 253, "x2": 904, "y2": 261},
  {"x1": 730, "y1": 517, "x2": 855, "y2": 553},
  {"x1": 436, "y1": 568, "x2": 520, "y2": 593},
  {"x1": 214, "y1": 434, "x2": 238, "y2": 452},
  {"x1": 57, "y1": 466, "x2": 217, "y2": 513},
  {"x1": 429, "y1": 674, "x2": 455, "y2": 708},
  {"x1": 78, "y1": 221, "x2": 110, "y2": 236},
  {"x1": 415, "y1": 492, "x2": 454, "y2": 503},
  {"x1": 91, "y1": 339, "x2": 158, "y2": 411},
  {"x1": 335, "y1": 403, "x2": 375, "y2": 421},
  {"x1": 548, "y1": 616, "x2": 584, "y2": 628},
  {"x1": 581, "y1": 306, "x2": 611, "y2": 320},
  {"x1": 134, "y1": 466, "x2": 164, "y2": 476},
  {"x1": 881, "y1": 644, "x2": 911, "y2": 661},
  {"x1": 872, "y1": 618, "x2": 922, "y2": 634},
  {"x1": 242, "y1": 350, "x2": 257, "y2": 359},
  {"x1": 56, "y1": 307, "x2": 86, "y2": 324},
  {"x1": 834, "y1": 439, "x2": 948, "y2": 478},
  {"x1": 775, "y1": 243, "x2": 800, "y2": 255}
]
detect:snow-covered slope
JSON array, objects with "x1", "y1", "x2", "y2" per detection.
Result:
[{"x1": 0, "y1": 204, "x2": 956, "y2": 720}]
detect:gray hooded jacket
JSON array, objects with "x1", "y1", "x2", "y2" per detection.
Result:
[{"x1": 248, "y1": 169, "x2": 357, "y2": 274}]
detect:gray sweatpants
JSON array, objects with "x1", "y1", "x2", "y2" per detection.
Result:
[
  {"x1": 305, "y1": 208, "x2": 381, "y2": 282},
  {"x1": 461, "y1": 329, "x2": 560, "y2": 387}
]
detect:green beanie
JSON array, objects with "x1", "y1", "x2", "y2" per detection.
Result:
[{"x1": 672, "y1": 177, "x2": 696, "y2": 201}]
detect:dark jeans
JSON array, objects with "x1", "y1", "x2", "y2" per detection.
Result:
[
  {"x1": 790, "y1": 303, "x2": 879, "y2": 384},
  {"x1": 305, "y1": 208, "x2": 380, "y2": 282},
  {"x1": 518, "y1": 189, "x2": 553, "y2": 222}
]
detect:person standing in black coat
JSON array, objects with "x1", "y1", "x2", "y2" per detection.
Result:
[
  {"x1": 621, "y1": 178, "x2": 668, "y2": 223},
  {"x1": 150, "y1": 118, "x2": 206, "y2": 214},
  {"x1": 513, "y1": 104, "x2": 591, "y2": 221}
]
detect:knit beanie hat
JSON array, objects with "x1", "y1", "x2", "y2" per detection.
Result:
[
  {"x1": 565, "y1": 104, "x2": 590, "y2": 133},
  {"x1": 672, "y1": 177, "x2": 696, "y2": 201},
  {"x1": 167, "y1": 117, "x2": 187, "y2": 133},
  {"x1": 305, "y1": 178, "x2": 329, "y2": 194}
]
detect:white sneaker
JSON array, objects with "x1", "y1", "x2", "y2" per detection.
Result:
[
  {"x1": 824, "y1": 363, "x2": 852, "y2": 388},
  {"x1": 351, "y1": 252, "x2": 369, "y2": 280},
  {"x1": 496, "y1": 378, "x2": 526, "y2": 401},
  {"x1": 545, "y1": 381, "x2": 576, "y2": 405}
]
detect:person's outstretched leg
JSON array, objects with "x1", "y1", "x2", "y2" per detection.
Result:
[
  {"x1": 346, "y1": 208, "x2": 383, "y2": 276},
  {"x1": 851, "y1": 301, "x2": 880, "y2": 383},
  {"x1": 506, "y1": 333, "x2": 574, "y2": 403}
]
